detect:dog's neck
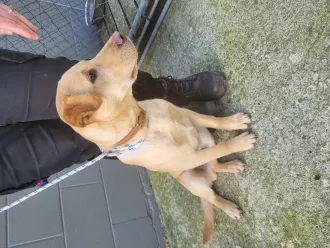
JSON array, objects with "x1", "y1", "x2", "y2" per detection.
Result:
[{"x1": 96, "y1": 92, "x2": 146, "y2": 151}]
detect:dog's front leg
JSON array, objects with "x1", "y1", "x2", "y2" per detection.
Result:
[
  {"x1": 184, "y1": 109, "x2": 251, "y2": 131},
  {"x1": 179, "y1": 132, "x2": 256, "y2": 171}
]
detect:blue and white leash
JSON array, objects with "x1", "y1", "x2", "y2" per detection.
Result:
[
  {"x1": 0, "y1": 138, "x2": 145, "y2": 213},
  {"x1": 106, "y1": 138, "x2": 145, "y2": 156}
]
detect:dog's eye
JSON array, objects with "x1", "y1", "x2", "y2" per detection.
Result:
[{"x1": 88, "y1": 69, "x2": 97, "y2": 83}]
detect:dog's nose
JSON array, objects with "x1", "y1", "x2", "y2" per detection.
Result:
[{"x1": 111, "y1": 32, "x2": 124, "y2": 46}]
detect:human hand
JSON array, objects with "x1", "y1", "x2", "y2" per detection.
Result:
[{"x1": 0, "y1": 3, "x2": 39, "y2": 40}]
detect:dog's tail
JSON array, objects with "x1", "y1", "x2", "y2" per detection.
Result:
[{"x1": 201, "y1": 198, "x2": 214, "y2": 245}]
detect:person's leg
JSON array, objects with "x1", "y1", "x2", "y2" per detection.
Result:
[
  {"x1": 0, "y1": 49, "x2": 76, "y2": 125},
  {"x1": 133, "y1": 70, "x2": 227, "y2": 115},
  {"x1": 0, "y1": 119, "x2": 100, "y2": 195},
  {"x1": 133, "y1": 70, "x2": 227, "y2": 102},
  {"x1": 133, "y1": 70, "x2": 166, "y2": 101},
  {"x1": 0, "y1": 50, "x2": 102, "y2": 195}
]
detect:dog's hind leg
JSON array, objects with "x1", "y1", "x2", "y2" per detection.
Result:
[
  {"x1": 195, "y1": 128, "x2": 243, "y2": 217},
  {"x1": 175, "y1": 170, "x2": 243, "y2": 220},
  {"x1": 197, "y1": 128, "x2": 247, "y2": 176},
  {"x1": 197, "y1": 127, "x2": 217, "y2": 182},
  {"x1": 173, "y1": 169, "x2": 242, "y2": 244},
  {"x1": 214, "y1": 160, "x2": 246, "y2": 175}
]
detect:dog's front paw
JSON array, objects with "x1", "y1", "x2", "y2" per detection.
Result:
[
  {"x1": 223, "y1": 200, "x2": 243, "y2": 219},
  {"x1": 227, "y1": 132, "x2": 256, "y2": 153},
  {"x1": 219, "y1": 113, "x2": 251, "y2": 131}
]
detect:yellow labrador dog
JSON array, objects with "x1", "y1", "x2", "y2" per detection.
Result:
[{"x1": 56, "y1": 32, "x2": 256, "y2": 244}]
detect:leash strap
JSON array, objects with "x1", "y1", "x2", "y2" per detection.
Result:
[
  {"x1": 0, "y1": 152, "x2": 107, "y2": 213},
  {"x1": 106, "y1": 138, "x2": 146, "y2": 156}
]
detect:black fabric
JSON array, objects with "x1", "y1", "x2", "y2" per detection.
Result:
[
  {"x1": 0, "y1": 50, "x2": 76, "y2": 124},
  {"x1": 0, "y1": 120, "x2": 99, "y2": 195},
  {"x1": 0, "y1": 49, "x2": 164, "y2": 195},
  {"x1": 0, "y1": 49, "x2": 45, "y2": 64}
]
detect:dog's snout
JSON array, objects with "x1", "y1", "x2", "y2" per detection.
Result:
[{"x1": 111, "y1": 31, "x2": 126, "y2": 46}]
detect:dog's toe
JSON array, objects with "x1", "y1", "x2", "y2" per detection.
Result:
[
  {"x1": 227, "y1": 160, "x2": 246, "y2": 174},
  {"x1": 224, "y1": 202, "x2": 243, "y2": 219}
]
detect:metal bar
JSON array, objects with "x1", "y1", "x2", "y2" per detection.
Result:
[
  {"x1": 136, "y1": 0, "x2": 160, "y2": 49},
  {"x1": 138, "y1": 0, "x2": 172, "y2": 68},
  {"x1": 128, "y1": 0, "x2": 147, "y2": 38}
]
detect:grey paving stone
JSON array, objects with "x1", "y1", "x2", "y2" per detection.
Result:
[
  {"x1": 10, "y1": 236, "x2": 65, "y2": 248},
  {"x1": 99, "y1": 160, "x2": 148, "y2": 224},
  {"x1": 69, "y1": 8, "x2": 103, "y2": 60},
  {"x1": 6, "y1": 37, "x2": 45, "y2": 55},
  {"x1": 59, "y1": 162, "x2": 102, "y2": 187},
  {"x1": 61, "y1": 183, "x2": 115, "y2": 248},
  {"x1": 136, "y1": 167, "x2": 166, "y2": 248},
  {"x1": 0, "y1": 196, "x2": 7, "y2": 248},
  {"x1": 41, "y1": 0, "x2": 85, "y2": 10},
  {"x1": 7, "y1": 186, "x2": 62, "y2": 246},
  {"x1": 40, "y1": 2, "x2": 78, "y2": 59},
  {"x1": 68, "y1": 0, "x2": 85, "y2": 9},
  {"x1": 39, "y1": 0, "x2": 66, "y2": 5},
  {"x1": 113, "y1": 217, "x2": 159, "y2": 248},
  {"x1": 0, "y1": 36, "x2": 6, "y2": 49}
]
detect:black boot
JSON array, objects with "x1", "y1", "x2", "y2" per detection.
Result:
[{"x1": 157, "y1": 71, "x2": 227, "y2": 104}]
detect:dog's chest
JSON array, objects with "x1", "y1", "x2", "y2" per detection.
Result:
[
  {"x1": 168, "y1": 117, "x2": 199, "y2": 148},
  {"x1": 147, "y1": 106, "x2": 199, "y2": 149},
  {"x1": 119, "y1": 112, "x2": 199, "y2": 165}
]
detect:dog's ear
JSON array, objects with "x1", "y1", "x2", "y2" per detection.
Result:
[{"x1": 62, "y1": 93, "x2": 102, "y2": 127}]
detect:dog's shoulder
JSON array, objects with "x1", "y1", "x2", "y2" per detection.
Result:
[
  {"x1": 139, "y1": 99, "x2": 198, "y2": 145},
  {"x1": 138, "y1": 98, "x2": 171, "y2": 111},
  {"x1": 138, "y1": 99, "x2": 174, "y2": 120}
]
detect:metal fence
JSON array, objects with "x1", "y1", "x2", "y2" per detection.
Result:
[{"x1": 0, "y1": 0, "x2": 170, "y2": 63}]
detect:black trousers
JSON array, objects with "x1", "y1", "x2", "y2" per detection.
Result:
[{"x1": 0, "y1": 49, "x2": 165, "y2": 195}]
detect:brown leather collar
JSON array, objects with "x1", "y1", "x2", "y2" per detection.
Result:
[{"x1": 110, "y1": 110, "x2": 146, "y2": 150}]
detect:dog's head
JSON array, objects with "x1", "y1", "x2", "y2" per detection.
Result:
[{"x1": 56, "y1": 32, "x2": 138, "y2": 129}]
